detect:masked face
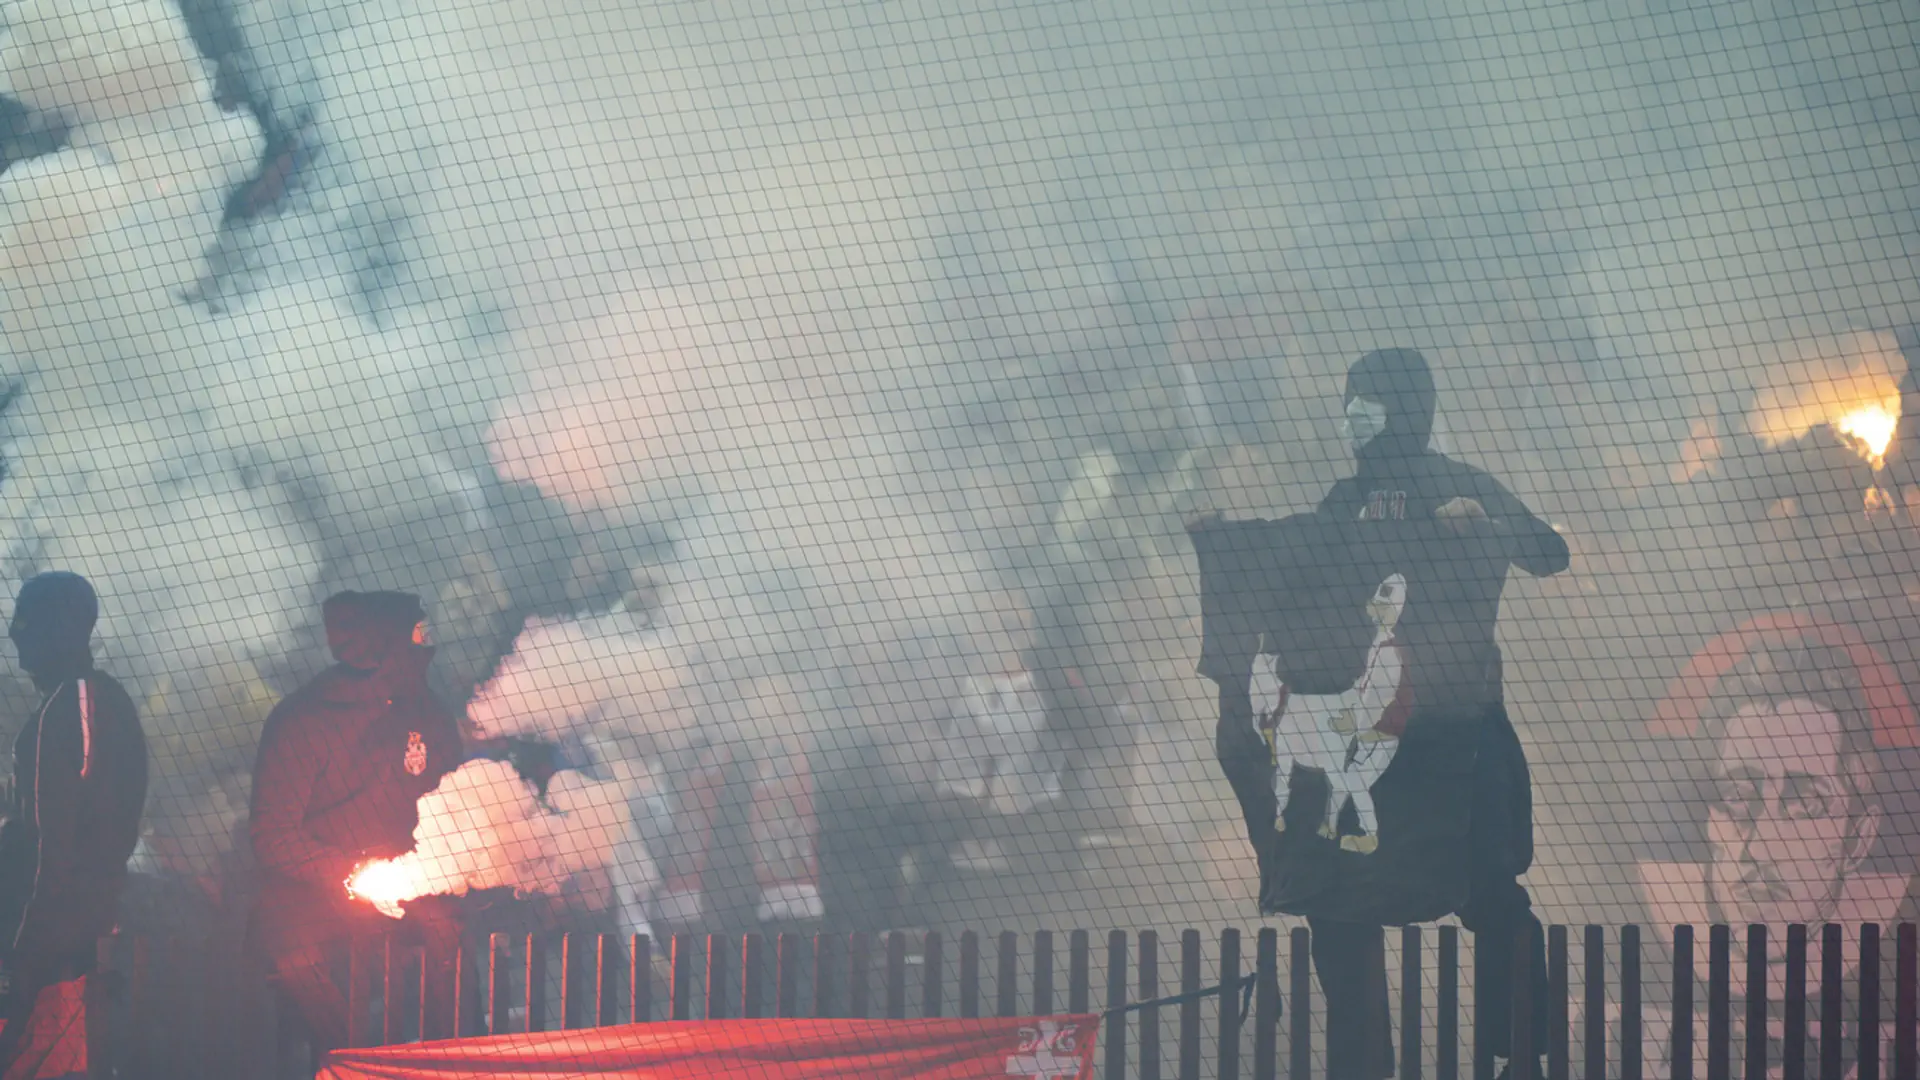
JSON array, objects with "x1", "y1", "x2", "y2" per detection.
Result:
[{"x1": 1341, "y1": 396, "x2": 1389, "y2": 456}]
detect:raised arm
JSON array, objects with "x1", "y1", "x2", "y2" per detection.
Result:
[{"x1": 1473, "y1": 474, "x2": 1570, "y2": 577}]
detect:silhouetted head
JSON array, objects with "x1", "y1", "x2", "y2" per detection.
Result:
[
  {"x1": 1343, "y1": 348, "x2": 1437, "y2": 461},
  {"x1": 9, "y1": 572, "x2": 98, "y2": 686},
  {"x1": 323, "y1": 590, "x2": 429, "y2": 672}
]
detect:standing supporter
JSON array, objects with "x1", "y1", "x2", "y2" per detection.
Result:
[
  {"x1": 248, "y1": 591, "x2": 463, "y2": 1057},
  {"x1": 1312, "y1": 348, "x2": 1568, "y2": 1080},
  {"x1": 0, "y1": 572, "x2": 148, "y2": 1079}
]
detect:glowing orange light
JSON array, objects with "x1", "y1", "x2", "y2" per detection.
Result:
[
  {"x1": 1835, "y1": 404, "x2": 1898, "y2": 470},
  {"x1": 345, "y1": 858, "x2": 423, "y2": 920}
]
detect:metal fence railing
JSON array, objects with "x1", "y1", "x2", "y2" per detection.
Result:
[{"x1": 83, "y1": 922, "x2": 1920, "y2": 1079}]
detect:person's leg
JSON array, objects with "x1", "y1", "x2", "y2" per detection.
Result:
[
  {"x1": 270, "y1": 942, "x2": 350, "y2": 1056},
  {"x1": 1459, "y1": 707, "x2": 1547, "y2": 1077},
  {"x1": 1310, "y1": 918, "x2": 1394, "y2": 1080}
]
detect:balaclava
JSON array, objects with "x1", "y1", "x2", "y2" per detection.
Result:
[{"x1": 1343, "y1": 348, "x2": 1437, "y2": 463}]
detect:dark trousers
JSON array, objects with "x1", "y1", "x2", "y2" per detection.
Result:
[
  {"x1": 262, "y1": 901, "x2": 462, "y2": 1056},
  {"x1": 1312, "y1": 706, "x2": 1548, "y2": 1079}
]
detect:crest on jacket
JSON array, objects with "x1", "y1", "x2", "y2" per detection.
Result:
[{"x1": 404, "y1": 731, "x2": 428, "y2": 776}]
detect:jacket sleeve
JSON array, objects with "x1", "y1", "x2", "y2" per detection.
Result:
[
  {"x1": 10, "y1": 682, "x2": 85, "y2": 957},
  {"x1": 1474, "y1": 473, "x2": 1570, "y2": 578},
  {"x1": 249, "y1": 714, "x2": 363, "y2": 889}
]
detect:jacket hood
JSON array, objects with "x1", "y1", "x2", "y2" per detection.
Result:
[
  {"x1": 323, "y1": 590, "x2": 426, "y2": 672},
  {"x1": 1345, "y1": 348, "x2": 1436, "y2": 462},
  {"x1": 10, "y1": 571, "x2": 97, "y2": 686}
]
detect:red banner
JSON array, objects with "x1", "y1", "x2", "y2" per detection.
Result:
[{"x1": 318, "y1": 1015, "x2": 1100, "y2": 1080}]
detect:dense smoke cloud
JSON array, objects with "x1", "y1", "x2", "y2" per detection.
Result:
[{"x1": 0, "y1": 0, "x2": 1913, "y2": 929}]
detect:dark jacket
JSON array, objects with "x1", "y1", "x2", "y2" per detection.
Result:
[
  {"x1": 1321, "y1": 348, "x2": 1569, "y2": 705},
  {"x1": 0, "y1": 672, "x2": 146, "y2": 966},
  {"x1": 0, "y1": 572, "x2": 148, "y2": 968},
  {"x1": 249, "y1": 592, "x2": 460, "y2": 951}
]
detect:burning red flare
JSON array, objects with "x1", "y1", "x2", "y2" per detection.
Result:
[{"x1": 345, "y1": 857, "x2": 425, "y2": 920}]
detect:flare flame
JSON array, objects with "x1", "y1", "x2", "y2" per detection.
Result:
[
  {"x1": 1835, "y1": 404, "x2": 1899, "y2": 470},
  {"x1": 345, "y1": 857, "x2": 428, "y2": 920}
]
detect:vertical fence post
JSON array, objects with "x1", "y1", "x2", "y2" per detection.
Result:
[
  {"x1": 1249, "y1": 927, "x2": 1274, "y2": 1080},
  {"x1": 1440, "y1": 925, "x2": 1460, "y2": 1080},
  {"x1": 960, "y1": 931, "x2": 980, "y2": 1019},
  {"x1": 669, "y1": 934, "x2": 692, "y2": 1022},
  {"x1": 743, "y1": 934, "x2": 767, "y2": 1020},
  {"x1": 1288, "y1": 927, "x2": 1310, "y2": 1080},
  {"x1": 706, "y1": 934, "x2": 728, "y2": 1020},
  {"x1": 1584, "y1": 925, "x2": 1604, "y2": 1080},
  {"x1": 1709, "y1": 924, "x2": 1731, "y2": 1080},
  {"x1": 814, "y1": 933, "x2": 840, "y2": 1019},
  {"x1": 1823, "y1": 924, "x2": 1844, "y2": 1080},
  {"x1": 1745, "y1": 926, "x2": 1768, "y2": 1080},
  {"x1": 1621, "y1": 924, "x2": 1641, "y2": 1080},
  {"x1": 1475, "y1": 922, "x2": 1493, "y2": 1080},
  {"x1": 1674, "y1": 925, "x2": 1696, "y2": 1080},
  {"x1": 848, "y1": 933, "x2": 870, "y2": 1019},
  {"x1": 348, "y1": 938, "x2": 367, "y2": 1048},
  {"x1": 998, "y1": 932, "x2": 1019, "y2": 1018},
  {"x1": 1547, "y1": 924, "x2": 1568, "y2": 1080},
  {"x1": 886, "y1": 931, "x2": 907, "y2": 1020},
  {"x1": 1897, "y1": 923, "x2": 1915, "y2": 1080},
  {"x1": 488, "y1": 934, "x2": 511, "y2": 1036},
  {"x1": 596, "y1": 935, "x2": 616, "y2": 1028},
  {"x1": 1071, "y1": 931, "x2": 1091, "y2": 1015},
  {"x1": 1405, "y1": 925, "x2": 1426, "y2": 1080},
  {"x1": 1512, "y1": 924, "x2": 1537, "y2": 1076},
  {"x1": 1785, "y1": 925, "x2": 1808, "y2": 1080},
  {"x1": 526, "y1": 933, "x2": 546, "y2": 1033},
  {"x1": 1863, "y1": 924, "x2": 1883, "y2": 1080},
  {"x1": 922, "y1": 932, "x2": 942, "y2": 1019},
  {"x1": 1219, "y1": 929, "x2": 1242, "y2": 1080},
  {"x1": 1180, "y1": 929, "x2": 1202, "y2": 1080},
  {"x1": 777, "y1": 933, "x2": 800, "y2": 1019},
  {"x1": 381, "y1": 935, "x2": 402, "y2": 1046},
  {"x1": 1035, "y1": 931, "x2": 1055, "y2": 1017},
  {"x1": 1106, "y1": 930, "x2": 1128, "y2": 1080},
  {"x1": 631, "y1": 935, "x2": 652, "y2": 1024},
  {"x1": 559, "y1": 933, "x2": 576, "y2": 1031},
  {"x1": 452, "y1": 940, "x2": 472, "y2": 1038},
  {"x1": 1140, "y1": 930, "x2": 1161, "y2": 1080}
]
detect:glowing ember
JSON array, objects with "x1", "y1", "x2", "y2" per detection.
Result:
[
  {"x1": 345, "y1": 857, "x2": 426, "y2": 920},
  {"x1": 1835, "y1": 404, "x2": 1899, "y2": 469}
]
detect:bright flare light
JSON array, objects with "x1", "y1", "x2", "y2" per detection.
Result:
[
  {"x1": 1835, "y1": 404, "x2": 1899, "y2": 470},
  {"x1": 345, "y1": 857, "x2": 426, "y2": 920}
]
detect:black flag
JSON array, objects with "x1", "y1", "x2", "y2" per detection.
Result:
[{"x1": 1191, "y1": 512, "x2": 1506, "y2": 925}]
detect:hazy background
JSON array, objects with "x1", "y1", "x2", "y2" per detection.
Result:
[{"x1": 0, "y1": 0, "x2": 1917, "y2": 957}]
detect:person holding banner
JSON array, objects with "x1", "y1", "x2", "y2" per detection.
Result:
[
  {"x1": 1190, "y1": 347, "x2": 1567, "y2": 1080},
  {"x1": 1314, "y1": 347, "x2": 1568, "y2": 1080}
]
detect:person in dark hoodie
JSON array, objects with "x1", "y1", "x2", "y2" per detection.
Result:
[
  {"x1": 249, "y1": 590, "x2": 463, "y2": 1055},
  {"x1": 0, "y1": 572, "x2": 147, "y2": 1075},
  {"x1": 1314, "y1": 348, "x2": 1568, "y2": 1080}
]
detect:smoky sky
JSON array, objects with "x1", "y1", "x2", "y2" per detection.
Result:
[{"x1": 0, "y1": 0, "x2": 1915, "y2": 925}]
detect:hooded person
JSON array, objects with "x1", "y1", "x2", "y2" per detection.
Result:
[
  {"x1": 1313, "y1": 348, "x2": 1568, "y2": 1080},
  {"x1": 247, "y1": 591, "x2": 464, "y2": 1057},
  {"x1": 0, "y1": 572, "x2": 147, "y2": 1078}
]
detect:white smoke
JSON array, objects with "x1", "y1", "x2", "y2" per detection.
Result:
[
  {"x1": 0, "y1": 0, "x2": 1912, "y2": 933},
  {"x1": 363, "y1": 758, "x2": 662, "y2": 940}
]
